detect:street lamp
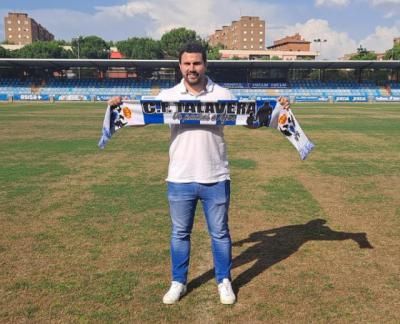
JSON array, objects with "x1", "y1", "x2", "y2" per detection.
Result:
[{"x1": 313, "y1": 38, "x2": 327, "y2": 60}]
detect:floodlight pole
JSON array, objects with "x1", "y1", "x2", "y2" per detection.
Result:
[
  {"x1": 73, "y1": 37, "x2": 81, "y2": 79},
  {"x1": 77, "y1": 38, "x2": 81, "y2": 79},
  {"x1": 313, "y1": 38, "x2": 327, "y2": 60},
  {"x1": 313, "y1": 38, "x2": 327, "y2": 80}
]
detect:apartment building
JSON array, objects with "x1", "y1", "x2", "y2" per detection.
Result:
[
  {"x1": 267, "y1": 33, "x2": 311, "y2": 51},
  {"x1": 4, "y1": 12, "x2": 54, "y2": 45},
  {"x1": 209, "y1": 16, "x2": 265, "y2": 50}
]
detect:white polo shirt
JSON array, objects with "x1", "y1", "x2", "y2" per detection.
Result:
[{"x1": 157, "y1": 77, "x2": 236, "y2": 183}]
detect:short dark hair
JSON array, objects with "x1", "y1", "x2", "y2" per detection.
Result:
[{"x1": 178, "y1": 42, "x2": 207, "y2": 64}]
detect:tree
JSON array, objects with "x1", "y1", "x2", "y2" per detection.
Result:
[
  {"x1": 15, "y1": 41, "x2": 72, "y2": 58},
  {"x1": 116, "y1": 38, "x2": 163, "y2": 59},
  {"x1": 384, "y1": 44, "x2": 400, "y2": 60},
  {"x1": 160, "y1": 28, "x2": 202, "y2": 58},
  {"x1": 54, "y1": 39, "x2": 68, "y2": 46},
  {"x1": 207, "y1": 44, "x2": 223, "y2": 60},
  {"x1": 71, "y1": 36, "x2": 110, "y2": 59},
  {"x1": 350, "y1": 45, "x2": 377, "y2": 60},
  {"x1": 0, "y1": 46, "x2": 9, "y2": 58}
]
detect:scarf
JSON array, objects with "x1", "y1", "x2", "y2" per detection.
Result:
[{"x1": 98, "y1": 99, "x2": 314, "y2": 160}]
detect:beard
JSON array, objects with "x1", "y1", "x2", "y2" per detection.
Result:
[{"x1": 184, "y1": 72, "x2": 204, "y2": 86}]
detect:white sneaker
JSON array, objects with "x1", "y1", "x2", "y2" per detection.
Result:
[
  {"x1": 163, "y1": 281, "x2": 187, "y2": 304},
  {"x1": 218, "y1": 278, "x2": 236, "y2": 304}
]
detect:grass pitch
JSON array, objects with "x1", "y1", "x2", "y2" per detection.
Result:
[{"x1": 0, "y1": 102, "x2": 399, "y2": 323}]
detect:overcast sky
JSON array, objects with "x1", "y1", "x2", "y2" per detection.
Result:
[{"x1": 1, "y1": 0, "x2": 400, "y2": 59}]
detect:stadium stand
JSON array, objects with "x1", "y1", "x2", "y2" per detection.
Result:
[
  {"x1": 0, "y1": 77, "x2": 398, "y2": 102},
  {"x1": 0, "y1": 78, "x2": 174, "y2": 99},
  {"x1": 42, "y1": 79, "x2": 175, "y2": 98},
  {"x1": 0, "y1": 78, "x2": 35, "y2": 95},
  {"x1": 387, "y1": 81, "x2": 400, "y2": 96},
  {"x1": 223, "y1": 80, "x2": 383, "y2": 98}
]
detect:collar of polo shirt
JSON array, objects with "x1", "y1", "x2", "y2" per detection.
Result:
[{"x1": 178, "y1": 77, "x2": 215, "y2": 96}]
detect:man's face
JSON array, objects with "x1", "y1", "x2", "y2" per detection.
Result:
[{"x1": 179, "y1": 52, "x2": 207, "y2": 86}]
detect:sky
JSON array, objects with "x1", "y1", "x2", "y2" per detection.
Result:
[{"x1": 1, "y1": 0, "x2": 400, "y2": 59}]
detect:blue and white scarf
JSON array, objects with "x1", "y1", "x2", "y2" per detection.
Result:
[{"x1": 98, "y1": 99, "x2": 314, "y2": 160}]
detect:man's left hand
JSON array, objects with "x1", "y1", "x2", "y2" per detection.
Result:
[{"x1": 278, "y1": 96, "x2": 291, "y2": 110}]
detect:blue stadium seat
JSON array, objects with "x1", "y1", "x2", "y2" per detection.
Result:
[{"x1": 0, "y1": 77, "x2": 395, "y2": 100}]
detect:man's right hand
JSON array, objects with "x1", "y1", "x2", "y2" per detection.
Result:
[{"x1": 108, "y1": 96, "x2": 122, "y2": 106}]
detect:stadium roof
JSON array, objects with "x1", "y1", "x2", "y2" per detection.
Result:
[{"x1": 0, "y1": 58, "x2": 399, "y2": 70}]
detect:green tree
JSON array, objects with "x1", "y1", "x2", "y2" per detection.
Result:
[
  {"x1": 15, "y1": 41, "x2": 71, "y2": 58},
  {"x1": 384, "y1": 44, "x2": 400, "y2": 60},
  {"x1": 54, "y1": 39, "x2": 68, "y2": 46},
  {"x1": 0, "y1": 46, "x2": 10, "y2": 58},
  {"x1": 160, "y1": 28, "x2": 202, "y2": 58},
  {"x1": 350, "y1": 45, "x2": 377, "y2": 60},
  {"x1": 207, "y1": 44, "x2": 223, "y2": 60},
  {"x1": 116, "y1": 37, "x2": 163, "y2": 59},
  {"x1": 71, "y1": 36, "x2": 110, "y2": 59},
  {"x1": 270, "y1": 55, "x2": 282, "y2": 60}
]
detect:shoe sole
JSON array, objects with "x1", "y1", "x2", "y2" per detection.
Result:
[
  {"x1": 163, "y1": 289, "x2": 187, "y2": 304},
  {"x1": 220, "y1": 298, "x2": 236, "y2": 305}
]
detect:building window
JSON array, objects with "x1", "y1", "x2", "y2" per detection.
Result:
[
  {"x1": 251, "y1": 23, "x2": 254, "y2": 27},
  {"x1": 259, "y1": 46, "x2": 263, "y2": 49},
  {"x1": 17, "y1": 20, "x2": 21, "y2": 24},
  {"x1": 24, "y1": 21, "x2": 28, "y2": 24},
  {"x1": 243, "y1": 45, "x2": 247, "y2": 49},
  {"x1": 251, "y1": 30, "x2": 253, "y2": 34},
  {"x1": 259, "y1": 38, "x2": 263, "y2": 42},
  {"x1": 260, "y1": 24, "x2": 263, "y2": 27},
  {"x1": 251, "y1": 45, "x2": 254, "y2": 49},
  {"x1": 8, "y1": 27, "x2": 12, "y2": 31},
  {"x1": 243, "y1": 30, "x2": 247, "y2": 34},
  {"x1": 244, "y1": 23, "x2": 247, "y2": 27},
  {"x1": 18, "y1": 27, "x2": 21, "y2": 31},
  {"x1": 244, "y1": 38, "x2": 247, "y2": 41},
  {"x1": 9, "y1": 35, "x2": 12, "y2": 38},
  {"x1": 18, "y1": 34, "x2": 22, "y2": 38},
  {"x1": 251, "y1": 38, "x2": 253, "y2": 41},
  {"x1": 7, "y1": 20, "x2": 11, "y2": 24}
]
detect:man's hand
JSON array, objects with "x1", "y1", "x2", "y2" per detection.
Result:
[
  {"x1": 278, "y1": 96, "x2": 291, "y2": 110},
  {"x1": 108, "y1": 96, "x2": 122, "y2": 107}
]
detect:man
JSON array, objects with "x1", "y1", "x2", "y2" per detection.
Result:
[
  {"x1": 108, "y1": 42, "x2": 236, "y2": 305},
  {"x1": 108, "y1": 43, "x2": 290, "y2": 305}
]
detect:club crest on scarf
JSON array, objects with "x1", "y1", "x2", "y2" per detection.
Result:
[
  {"x1": 278, "y1": 110, "x2": 301, "y2": 141},
  {"x1": 111, "y1": 105, "x2": 133, "y2": 130}
]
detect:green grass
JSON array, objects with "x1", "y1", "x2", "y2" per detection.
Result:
[
  {"x1": 261, "y1": 176, "x2": 324, "y2": 222},
  {"x1": 0, "y1": 101, "x2": 399, "y2": 323},
  {"x1": 230, "y1": 158, "x2": 257, "y2": 169}
]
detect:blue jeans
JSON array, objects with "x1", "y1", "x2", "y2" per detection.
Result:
[{"x1": 167, "y1": 180, "x2": 232, "y2": 284}]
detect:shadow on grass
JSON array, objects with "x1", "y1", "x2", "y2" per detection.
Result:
[{"x1": 187, "y1": 219, "x2": 373, "y2": 296}]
